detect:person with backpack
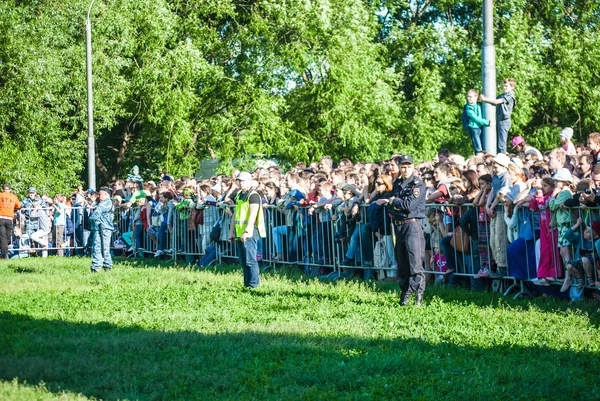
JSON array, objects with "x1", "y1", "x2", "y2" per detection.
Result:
[{"x1": 463, "y1": 89, "x2": 490, "y2": 154}]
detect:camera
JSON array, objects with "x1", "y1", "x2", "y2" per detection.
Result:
[{"x1": 585, "y1": 188, "x2": 593, "y2": 195}]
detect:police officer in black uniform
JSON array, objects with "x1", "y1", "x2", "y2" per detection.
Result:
[{"x1": 378, "y1": 154, "x2": 426, "y2": 306}]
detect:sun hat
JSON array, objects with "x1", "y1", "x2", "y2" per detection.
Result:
[
  {"x1": 236, "y1": 172, "x2": 252, "y2": 181},
  {"x1": 492, "y1": 153, "x2": 510, "y2": 168},
  {"x1": 560, "y1": 127, "x2": 574, "y2": 140},
  {"x1": 553, "y1": 168, "x2": 572, "y2": 183}
]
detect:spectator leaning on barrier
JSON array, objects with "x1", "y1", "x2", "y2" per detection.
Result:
[
  {"x1": 0, "y1": 184, "x2": 21, "y2": 260},
  {"x1": 21, "y1": 186, "x2": 45, "y2": 237},
  {"x1": 52, "y1": 194, "x2": 67, "y2": 257},
  {"x1": 486, "y1": 153, "x2": 511, "y2": 278},
  {"x1": 29, "y1": 201, "x2": 50, "y2": 256},
  {"x1": 549, "y1": 168, "x2": 576, "y2": 293},
  {"x1": 89, "y1": 187, "x2": 115, "y2": 273},
  {"x1": 378, "y1": 154, "x2": 426, "y2": 307}
]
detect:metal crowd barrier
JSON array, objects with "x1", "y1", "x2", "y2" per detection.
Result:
[
  {"x1": 10, "y1": 206, "x2": 89, "y2": 258},
  {"x1": 8, "y1": 201, "x2": 600, "y2": 299}
]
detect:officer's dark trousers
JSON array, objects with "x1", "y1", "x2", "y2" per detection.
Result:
[{"x1": 394, "y1": 220, "x2": 426, "y2": 298}]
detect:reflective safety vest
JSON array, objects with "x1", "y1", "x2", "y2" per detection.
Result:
[{"x1": 234, "y1": 190, "x2": 266, "y2": 238}]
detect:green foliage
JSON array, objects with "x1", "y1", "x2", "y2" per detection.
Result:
[
  {"x1": 0, "y1": 257, "x2": 599, "y2": 400},
  {"x1": 3, "y1": 0, "x2": 600, "y2": 191}
]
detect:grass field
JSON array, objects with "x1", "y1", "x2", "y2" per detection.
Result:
[{"x1": 0, "y1": 257, "x2": 599, "y2": 401}]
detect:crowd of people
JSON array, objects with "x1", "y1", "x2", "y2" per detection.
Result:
[
  {"x1": 2, "y1": 128, "x2": 600, "y2": 303},
  {"x1": 3, "y1": 74, "x2": 600, "y2": 302}
]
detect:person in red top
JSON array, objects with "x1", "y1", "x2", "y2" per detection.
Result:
[{"x1": 0, "y1": 184, "x2": 21, "y2": 260}]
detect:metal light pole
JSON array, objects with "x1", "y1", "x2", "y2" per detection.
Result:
[
  {"x1": 482, "y1": 0, "x2": 497, "y2": 155},
  {"x1": 86, "y1": 0, "x2": 97, "y2": 190}
]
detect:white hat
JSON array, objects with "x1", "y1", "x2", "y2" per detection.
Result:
[
  {"x1": 449, "y1": 154, "x2": 466, "y2": 167},
  {"x1": 553, "y1": 168, "x2": 572, "y2": 183},
  {"x1": 510, "y1": 157, "x2": 524, "y2": 169},
  {"x1": 492, "y1": 153, "x2": 510, "y2": 168},
  {"x1": 560, "y1": 127, "x2": 573, "y2": 140},
  {"x1": 236, "y1": 172, "x2": 252, "y2": 181}
]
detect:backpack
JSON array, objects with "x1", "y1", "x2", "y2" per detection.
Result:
[{"x1": 461, "y1": 104, "x2": 470, "y2": 131}]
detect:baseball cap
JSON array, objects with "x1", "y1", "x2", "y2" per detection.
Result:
[
  {"x1": 99, "y1": 186, "x2": 113, "y2": 196},
  {"x1": 289, "y1": 189, "x2": 305, "y2": 200},
  {"x1": 511, "y1": 136, "x2": 525, "y2": 148},
  {"x1": 335, "y1": 182, "x2": 347, "y2": 191},
  {"x1": 236, "y1": 172, "x2": 252, "y2": 181},
  {"x1": 492, "y1": 153, "x2": 510, "y2": 168},
  {"x1": 342, "y1": 184, "x2": 360, "y2": 196},
  {"x1": 28, "y1": 186, "x2": 36, "y2": 193},
  {"x1": 2, "y1": 184, "x2": 10, "y2": 190},
  {"x1": 397, "y1": 154, "x2": 414, "y2": 164},
  {"x1": 161, "y1": 175, "x2": 173, "y2": 182}
]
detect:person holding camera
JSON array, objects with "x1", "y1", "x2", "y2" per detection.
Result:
[{"x1": 376, "y1": 154, "x2": 426, "y2": 306}]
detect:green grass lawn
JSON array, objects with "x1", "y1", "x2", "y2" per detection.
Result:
[{"x1": 0, "y1": 257, "x2": 599, "y2": 401}]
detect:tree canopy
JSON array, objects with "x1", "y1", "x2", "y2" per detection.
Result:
[{"x1": 1, "y1": 0, "x2": 600, "y2": 193}]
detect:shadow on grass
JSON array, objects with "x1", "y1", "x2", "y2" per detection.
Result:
[
  {"x1": 111, "y1": 257, "x2": 600, "y2": 327},
  {"x1": 0, "y1": 312, "x2": 598, "y2": 401}
]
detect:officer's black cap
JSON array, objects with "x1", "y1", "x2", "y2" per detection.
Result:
[{"x1": 397, "y1": 154, "x2": 414, "y2": 164}]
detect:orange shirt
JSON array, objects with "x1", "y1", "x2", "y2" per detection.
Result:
[{"x1": 0, "y1": 192, "x2": 20, "y2": 219}]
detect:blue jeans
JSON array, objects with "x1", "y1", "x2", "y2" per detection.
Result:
[
  {"x1": 469, "y1": 127, "x2": 483, "y2": 153},
  {"x1": 345, "y1": 226, "x2": 360, "y2": 260},
  {"x1": 157, "y1": 222, "x2": 168, "y2": 251},
  {"x1": 91, "y1": 228, "x2": 112, "y2": 270},
  {"x1": 497, "y1": 119, "x2": 511, "y2": 153},
  {"x1": 272, "y1": 225, "x2": 287, "y2": 254},
  {"x1": 237, "y1": 229, "x2": 260, "y2": 288},
  {"x1": 134, "y1": 224, "x2": 144, "y2": 249}
]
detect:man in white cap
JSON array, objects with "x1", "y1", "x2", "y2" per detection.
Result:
[{"x1": 229, "y1": 172, "x2": 266, "y2": 288}]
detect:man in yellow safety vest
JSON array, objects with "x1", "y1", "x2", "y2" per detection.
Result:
[{"x1": 229, "y1": 172, "x2": 266, "y2": 287}]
